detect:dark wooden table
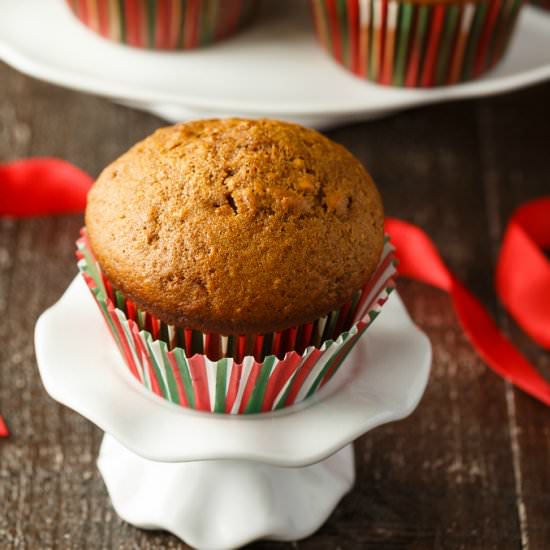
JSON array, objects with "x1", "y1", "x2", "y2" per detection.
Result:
[{"x1": 0, "y1": 61, "x2": 549, "y2": 550}]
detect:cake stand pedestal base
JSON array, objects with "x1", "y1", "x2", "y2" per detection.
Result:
[{"x1": 98, "y1": 434, "x2": 355, "y2": 550}]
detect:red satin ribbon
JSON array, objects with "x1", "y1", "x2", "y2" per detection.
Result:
[
  {"x1": 496, "y1": 199, "x2": 550, "y2": 350},
  {"x1": 386, "y1": 199, "x2": 550, "y2": 406},
  {"x1": 0, "y1": 158, "x2": 93, "y2": 216},
  {"x1": 0, "y1": 158, "x2": 548, "y2": 439},
  {"x1": 0, "y1": 416, "x2": 8, "y2": 438}
]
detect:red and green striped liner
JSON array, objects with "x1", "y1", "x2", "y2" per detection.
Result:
[
  {"x1": 310, "y1": 0, "x2": 524, "y2": 87},
  {"x1": 76, "y1": 231, "x2": 397, "y2": 414},
  {"x1": 529, "y1": 0, "x2": 550, "y2": 8},
  {"x1": 65, "y1": 0, "x2": 258, "y2": 49}
]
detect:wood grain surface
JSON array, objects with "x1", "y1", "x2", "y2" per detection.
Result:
[{"x1": 0, "y1": 61, "x2": 549, "y2": 549}]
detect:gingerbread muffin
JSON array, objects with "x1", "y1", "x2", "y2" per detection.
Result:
[
  {"x1": 78, "y1": 119, "x2": 396, "y2": 414},
  {"x1": 86, "y1": 119, "x2": 384, "y2": 334}
]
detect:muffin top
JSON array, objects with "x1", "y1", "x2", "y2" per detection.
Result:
[{"x1": 85, "y1": 119, "x2": 384, "y2": 335}]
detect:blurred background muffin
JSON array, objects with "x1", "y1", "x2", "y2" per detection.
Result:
[
  {"x1": 310, "y1": 0, "x2": 524, "y2": 87},
  {"x1": 65, "y1": 0, "x2": 258, "y2": 49}
]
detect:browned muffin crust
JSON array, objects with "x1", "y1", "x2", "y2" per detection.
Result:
[{"x1": 85, "y1": 119, "x2": 384, "y2": 335}]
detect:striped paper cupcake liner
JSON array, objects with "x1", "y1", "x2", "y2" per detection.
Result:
[
  {"x1": 65, "y1": 0, "x2": 258, "y2": 49},
  {"x1": 76, "y1": 231, "x2": 397, "y2": 414},
  {"x1": 310, "y1": 0, "x2": 524, "y2": 87}
]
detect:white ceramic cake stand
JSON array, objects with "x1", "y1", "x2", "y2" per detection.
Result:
[{"x1": 35, "y1": 276, "x2": 431, "y2": 550}]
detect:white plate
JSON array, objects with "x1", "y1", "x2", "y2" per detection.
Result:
[
  {"x1": 35, "y1": 276, "x2": 431, "y2": 467},
  {"x1": 1, "y1": 0, "x2": 549, "y2": 127}
]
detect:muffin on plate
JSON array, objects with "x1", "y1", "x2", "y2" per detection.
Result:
[
  {"x1": 65, "y1": 0, "x2": 258, "y2": 49},
  {"x1": 78, "y1": 119, "x2": 396, "y2": 414},
  {"x1": 310, "y1": 0, "x2": 523, "y2": 87}
]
